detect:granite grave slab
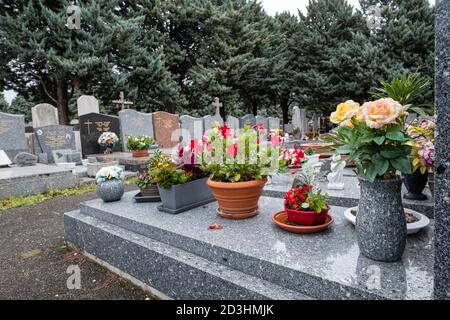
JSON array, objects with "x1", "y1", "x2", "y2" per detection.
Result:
[
  {"x1": 13, "y1": 152, "x2": 37, "y2": 166},
  {"x1": 180, "y1": 115, "x2": 203, "y2": 145},
  {"x1": 33, "y1": 125, "x2": 76, "y2": 163},
  {"x1": 77, "y1": 95, "x2": 99, "y2": 117},
  {"x1": 119, "y1": 109, "x2": 154, "y2": 151},
  {"x1": 203, "y1": 114, "x2": 223, "y2": 132},
  {"x1": 239, "y1": 114, "x2": 256, "y2": 128},
  {"x1": 79, "y1": 113, "x2": 121, "y2": 156},
  {"x1": 31, "y1": 103, "x2": 59, "y2": 128},
  {"x1": 0, "y1": 112, "x2": 28, "y2": 159},
  {"x1": 65, "y1": 193, "x2": 434, "y2": 300},
  {"x1": 152, "y1": 111, "x2": 180, "y2": 148}
]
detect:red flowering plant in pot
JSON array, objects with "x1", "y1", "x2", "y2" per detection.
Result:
[{"x1": 284, "y1": 185, "x2": 330, "y2": 226}]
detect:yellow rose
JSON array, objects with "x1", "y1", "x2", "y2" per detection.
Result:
[
  {"x1": 361, "y1": 98, "x2": 407, "y2": 129},
  {"x1": 330, "y1": 100, "x2": 360, "y2": 126}
]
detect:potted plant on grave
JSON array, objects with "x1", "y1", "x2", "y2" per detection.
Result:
[
  {"x1": 126, "y1": 135, "x2": 153, "y2": 158},
  {"x1": 136, "y1": 150, "x2": 163, "y2": 197},
  {"x1": 284, "y1": 184, "x2": 330, "y2": 226},
  {"x1": 202, "y1": 124, "x2": 284, "y2": 219},
  {"x1": 323, "y1": 98, "x2": 412, "y2": 262},
  {"x1": 150, "y1": 144, "x2": 213, "y2": 213},
  {"x1": 95, "y1": 165, "x2": 125, "y2": 202},
  {"x1": 98, "y1": 132, "x2": 119, "y2": 154},
  {"x1": 304, "y1": 147, "x2": 320, "y2": 165},
  {"x1": 404, "y1": 118, "x2": 435, "y2": 199}
]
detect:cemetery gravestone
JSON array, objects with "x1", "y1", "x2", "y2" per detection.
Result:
[
  {"x1": 31, "y1": 103, "x2": 59, "y2": 128},
  {"x1": 33, "y1": 125, "x2": 76, "y2": 163},
  {"x1": 292, "y1": 106, "x2": 301, "y2": 131},
  {"x1": 255, "y1": 115, "x2": 269, "y2": 129},
  {"x1": 226, "y1": 115, "x2": 239, "y2": 132},
  {"x1": 77, "y1": 95, "x2": 99, "y2": 117},
  {"x1": 13, "y1": 152, "x2": 37, "y2": 166},
  {"x1": 268, "y1": 117, "x2": 280, "y2": 131},
  {"x1": 79, "y1": 113, "x2": 121, "y2": 156},
  {"x1": 239, "y1": 114, "x2": 256, "y2": 128},
  {"x1": 119, "y1": 109, "x2": 154, "y2": 151},
  {"x1": 0, "y1": 112, "x2": 28, "y2": 159},
  {"x1": 152, "y1": 111, "x2": 180, "y2": 148},
  {"x1": 180, "y1": 115, "x2": 203, "y2": 145},
  {"x1": 203, "y1": 115, "x2": 223, "y2": 132},
  {"x1": 299, "y1": 109, "x2": 308, "y2": 140}
]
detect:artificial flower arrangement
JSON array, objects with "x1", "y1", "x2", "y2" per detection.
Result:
[
  {"x1": 280, "y1": 147, "x2": 305, "y2": 168},
  {"x1": 324, "y1": 98, "x2": 412, "y2": 181},
  {"x1": 406, "y1": 118, "x2": 435, "y2": 174},
  {"x1": 98, "y1": 132, "x2": 119, "y2": 154},
  {"x1": 95, "y1": 165, "x2": 125, "y2": 184},
  {"x1": 126, "y1": 135, "x2": 153, "y2": 151}
]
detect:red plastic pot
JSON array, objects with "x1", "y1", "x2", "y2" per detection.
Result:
[{"x1": 285, "y1": 207, "x2": 329, "y2": 226}]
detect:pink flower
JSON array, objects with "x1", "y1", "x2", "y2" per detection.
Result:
[
  {"x1": 271, "y1": 135, "x2": 281, "y2": 147},
  {"x1": 361, "y1": 98, "x2": 407, "y2": 129}
]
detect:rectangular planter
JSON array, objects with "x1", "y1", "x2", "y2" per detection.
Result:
[{"x1": 157, "y1": 177, "x2": 215, "y2": 214}]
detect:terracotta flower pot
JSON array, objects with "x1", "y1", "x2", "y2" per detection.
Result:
[
  {"x1": 207, "y1": 178, "x2": 267, "y2": 219},
  {"x1": 285, "y1": 207, "x2": 328, "y2": 226},
  {"x1": 131, "y1": 150, "x2": 149, "y2": 158}
]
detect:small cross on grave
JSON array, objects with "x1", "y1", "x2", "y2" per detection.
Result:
[
  {"x1": 212, "y1": 97, "x2": 223, "y2": 116},
  {"x1": 112, "y1": 91, "x2": 134, "y2": 110}
]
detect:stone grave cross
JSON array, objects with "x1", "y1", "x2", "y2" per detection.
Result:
[
  {"x1": 112, "y1": 92, "x2": 134, "y2": 110},
  {"x1": 212, "y1": 97, "x2": 223, "y2": 117}
]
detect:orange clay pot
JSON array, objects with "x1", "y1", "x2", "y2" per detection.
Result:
[
  {"x1": 207, "y1": 178, "x2": 267, "y2": 219},
  {"x1": 131, "y1": 150, "x2": 149, "y2": 158}
]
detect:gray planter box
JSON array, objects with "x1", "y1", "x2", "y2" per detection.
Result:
[{"x1": 157, "y1": 177, "x2": 215, "y2": 214}]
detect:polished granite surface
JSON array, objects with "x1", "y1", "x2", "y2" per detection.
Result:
[{"x1": 78, "y1": 191, "x2": 434, "y2": 299}]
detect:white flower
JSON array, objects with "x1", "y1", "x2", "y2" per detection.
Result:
[{"x1": 95, "y1": 165, "x2": 124, "y2": 184}]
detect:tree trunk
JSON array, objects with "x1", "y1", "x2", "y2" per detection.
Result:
[
  {"x1": 56, "y1": 79, "x2": 69, "y2": 125},
  {"x1": 252, "y1": 104, "x2": 257, "y2": 116},
  {"x1": 166, "y1": 102, "x2": 176, "y2": 114},
  {"x1": 280, "y1": 95, "x2": 289, "y2": 124}
]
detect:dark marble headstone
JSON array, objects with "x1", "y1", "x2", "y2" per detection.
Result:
[
  {"x1": 33, "y1": 125, "x2": 76, "y2": 163},
  {"x1": 13, "y1": 152, "x2": 37, "y2": 166},
  {"x1": 239, "y1": 114, "x2": 256, "y2": 128},
  {"x1": 79, "y1": 113, "x2": 121, "y2": 156},
  {"x1": 434, "y1": 0, "x2": 450, "y2": 300},
  {"x1": 0, "y1": 112, "x2": 28, "y2": 159},
  {"x1": 152, "y1": 111, "x2": 180, "y2": 148}
]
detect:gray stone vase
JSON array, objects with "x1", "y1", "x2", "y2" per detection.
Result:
[
  {"x1": 356, "y1": 176, "x2": 406, "y2": 262},
  {"x1": 97, "y1": 179, "x2": 125, "y2": 202}
]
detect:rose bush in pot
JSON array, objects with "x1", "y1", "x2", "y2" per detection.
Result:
[{"x1": 324, "y1": 98, "x2": 412, "y2": 262}]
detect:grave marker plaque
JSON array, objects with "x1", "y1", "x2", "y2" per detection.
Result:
[
  {"x1": 119, "y1": 109, "x2": 154, "y2": 150},
  {"x1": 0, "y1": 112, "x2": 28, "y2": 159},
  {"x1": 152, "y1": 111, "x2": 180, "y2": 148},
  {"x1": 80, "y1": 113, "x2": 121, "y2": 156},
  {"x1": 33, "y1": 125, "x2": 76, "y2": 163}
]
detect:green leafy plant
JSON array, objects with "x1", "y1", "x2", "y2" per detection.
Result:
[
  {"x1": 126, "y1": 135, "x2": 153, "y2": 151},
  {"x1": 371, "y1": 72, "x2": 432, "y2": 116},
  {"x1": 304, "y1": 148, "x2": 314, "y2": 156},
  {"x1": 307, "y1": 189, "x2": 330, "y2": 213}
]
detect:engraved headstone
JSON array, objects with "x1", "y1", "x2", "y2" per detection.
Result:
[
  {"x1": 152, "y1": 111, "x2": 180, "y2": 148},
  {"x1": 180, "y1": 115, "x2": 203, "y2": 144},
  {"x1": 256, "y1": 115, "x2": 269, "y2": 129},
  {"x1": 292, "y1": 106, "x2": 301, "y2": 131},
  {"x1": 79, "y1": 113, "x2": 121, "y2": 156},
  {"x1": 203, "y1": 114, "x2": 223, "y2": 132},
  {"x1": 239, "y1": 114, "x2": 256, "y2": 128},
  {"x1": 119, "y1": 109, "x2": 154, "y2": 151},
  {"x1": 0, "y1": 112, "x2": 28, "y2": 159},
  {"x1": 77, "y1": 95, "x2": 99, "y2": 117},
  {"x1": 268, "y1": 117, "x2": 280, "y2": 131},
  {"x1": 31, "y1": 103, "x2": 59, "y2": 128},
  {"x1": 226, "y1": 115, "x2": 239, "y2": 132},
  {"x1": 13, "y1": 152, "x2": 37, "y2": 166},
  {"x1": 0, "y1": 150, "x2": 12, "y2": 167},
  {"x1": 33, "y1": 125, "x2": 76, "y2": 163},
  {"x1": 300, "y1": 109, "x2": 308, "y2": 141}
]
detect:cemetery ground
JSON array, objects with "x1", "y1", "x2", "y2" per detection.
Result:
[{"x1": 0, "y1": 182, "x2": 151, "y2": 300}]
